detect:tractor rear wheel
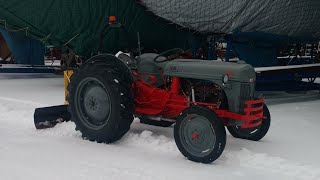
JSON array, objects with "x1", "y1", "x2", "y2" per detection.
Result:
[
  {"x1": 227, "y1": 105, "x2": 271, "y2": 141},
  {"x1": 67, "y1": 60, "x2": 134, "y2": 143},
  {"x1": 174, "y1": 106, "x2": 226, "y2": 163}
]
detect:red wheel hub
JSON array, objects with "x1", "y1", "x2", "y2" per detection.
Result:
[{"x1": 192, "y1": 133, "x2": 199, "y2": 139}]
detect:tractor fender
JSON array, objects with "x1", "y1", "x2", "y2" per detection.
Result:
[{"x1": 83, "y1": 54, "x2": 134, "y2": 84}]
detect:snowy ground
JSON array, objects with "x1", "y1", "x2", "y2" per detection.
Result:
[{"x1": 1, "y1": 74, "x2": 320, "y2": 180}]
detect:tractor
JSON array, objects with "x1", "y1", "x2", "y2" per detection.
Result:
[
  {"x1": 33, "y1": 15, "x2": 270, "y2": 164},
  {"x1": 35, "y1": 47, "x2": 270, "y2": 163}
]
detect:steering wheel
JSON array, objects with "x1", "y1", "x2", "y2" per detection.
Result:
[{"x1": 154, "y1": 48, "x2": 184, "y2": 63}]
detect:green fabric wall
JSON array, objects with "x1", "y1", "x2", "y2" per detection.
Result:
[{"x1": 0, "y1": 0, "x2": 192, "y2": 57}]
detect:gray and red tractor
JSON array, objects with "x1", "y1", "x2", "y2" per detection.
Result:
[{"x1": 35, "y1": 47, "x2": 270, "y2": 163}]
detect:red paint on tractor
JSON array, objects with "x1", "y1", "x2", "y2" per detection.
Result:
[
  {"x1": 133, "y1": 75, "x2": 265, "y2": 128},
  {"x1": 224, "y1": 70, "x2": 235, "y2": 77},
  {"x1": 192, "y1": 133, "x2": 199, "y2": 139},
  {"x1": 133, "y1": 79, "x2": 188, "y2": 118},
  {"x1": 170, "y1": 77, "x2": 181, "y2": 95}
]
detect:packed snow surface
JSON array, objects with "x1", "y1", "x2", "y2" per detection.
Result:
[{"x1": 0, "y1": 74, "x2": 320, "y2": 180}]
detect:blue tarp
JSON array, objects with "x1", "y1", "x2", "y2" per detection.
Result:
[{"x1": 0, "y1": 28, "x2": 44, "y2": 65}]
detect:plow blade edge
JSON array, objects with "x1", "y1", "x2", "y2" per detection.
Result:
[{"x1": 34, "y1": 105, "x2": 70, "y2": 129}]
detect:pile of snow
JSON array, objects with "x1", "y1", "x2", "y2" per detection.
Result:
[{"x1": 0, "y1": 74, "x2": 320, "y2": 180}]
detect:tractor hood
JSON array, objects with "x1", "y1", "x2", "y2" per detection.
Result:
[{"x1": 164, "y1": 59, "x2": 256, "y2": 83}]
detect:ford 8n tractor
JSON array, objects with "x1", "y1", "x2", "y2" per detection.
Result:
[{"x1": 35, "y1": 48, "x2": 270, "y2": 164}]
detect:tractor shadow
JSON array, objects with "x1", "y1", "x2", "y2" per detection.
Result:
[{"x1": 128, "y1": 120, "x2": 174, "y2": 139}]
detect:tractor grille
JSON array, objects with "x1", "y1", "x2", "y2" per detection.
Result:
[
  {"x1": 240, "y1": 83, "x2": 251, "y2": 100},
  {"x1": 239, "y1": 83, "x2": 252, "y2": 113}
]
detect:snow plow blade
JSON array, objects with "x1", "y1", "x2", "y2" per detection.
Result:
[{"x1": 34, "y1": 105, "x2": 70, "y2": 129}]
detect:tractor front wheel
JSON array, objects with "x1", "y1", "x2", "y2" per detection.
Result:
[
  {"x1": 174, "y1": 106, "x2": 226, "y2": 164},
  {"x1": 227, "y1": 104, "x2": 271, "y2": 141}
]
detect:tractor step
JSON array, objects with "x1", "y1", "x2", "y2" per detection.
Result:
[
  {"x1": 140, "y1": 117, "x2": 174, "y2": 127},
  {"x1": 34, "y1": 105, "x2": 70, "y2": 129}
]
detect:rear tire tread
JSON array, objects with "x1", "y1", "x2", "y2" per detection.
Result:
[{"x1": 67, "y1": 60, "x2": 134, "y2": 143}]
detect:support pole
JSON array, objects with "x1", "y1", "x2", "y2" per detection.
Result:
[{"x1": 225, "y1": 38, "x2": 232, "y2": 62}]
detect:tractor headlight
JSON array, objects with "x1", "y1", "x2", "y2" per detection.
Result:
[{"x1": 222, "y1": 74, "x2": 229, "y2": 84}]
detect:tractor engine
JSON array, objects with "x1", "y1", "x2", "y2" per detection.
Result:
[{"x1": 181, "y1": 79, "x2": 226, "y2": 109}]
